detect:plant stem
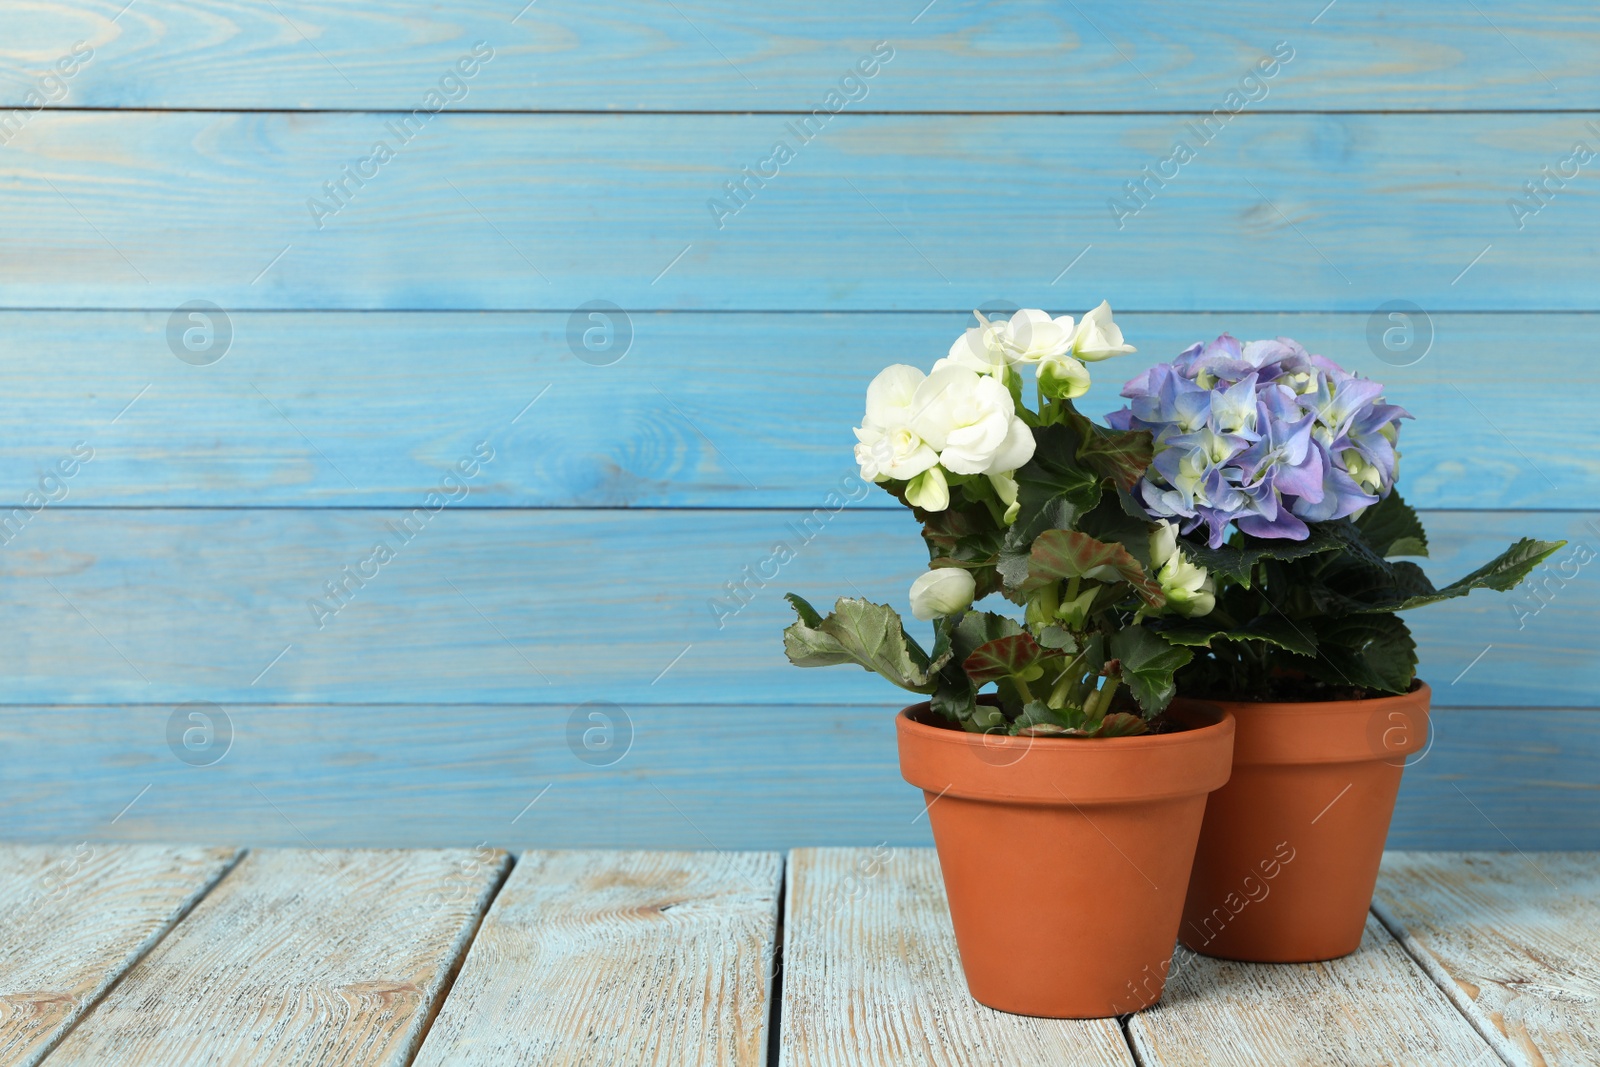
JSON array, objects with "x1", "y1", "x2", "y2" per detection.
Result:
[
  {"x1": 1013, "y1": 675, "x2": 1037, "y2": 705},
  {"x1": 1048, "y1": 668, "x2": 1076, "y2": 709},
  {"x1": 1064, "y1": 576, "x2": 1080, "y2": 605},
  {"x1": 1085, "y1": 675, "x2": 1122, "y2": 719},
  {"x1": 1039, "y1": 582, "x2": 1060, "y2": 622},
  {"x1": 1098, "y1": 676, "x2": 1122, "y2": 716},
  {"x1": 1046, "y1": 645, "x2": 1090, "y2": 710}
]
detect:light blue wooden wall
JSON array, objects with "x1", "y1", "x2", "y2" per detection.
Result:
[{"x1": 1, "y1": 1, "x2": 1596, "y2": 850}]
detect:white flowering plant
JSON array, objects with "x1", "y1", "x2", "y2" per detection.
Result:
[
  {"x1": 784, "y1": 303, "x2": 1208, "y2": 738},
  {"x1": 784, "y1": 308, "x2": 1564, "y2": 735}
]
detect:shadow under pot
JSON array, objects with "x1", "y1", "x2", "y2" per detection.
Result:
[
  {"x1": 1179, "y1": 682, "x2": 1431, "y2": 963},
  {"x1": 897, "y1": 699, "x2": 1235, "y2": 1019}
]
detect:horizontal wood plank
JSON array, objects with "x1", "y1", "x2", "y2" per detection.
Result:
[
  {"x1": 0, "y1": 843, "x2": 238, "y2": 1067},
  {"x1": 3, "y1": 2, "x2": 1595, "y2": 111},
  {"x1": 1127, "y1": 915, "x2": 1494, "y2": 1066},
  {"x1": 780, "y1": 848, "x2": 1132, "y2": 1066},
  {"x1": 0, "y1": 704, "x2": 1594, "y2": 851},
  {"x1": 0, "y1": 508, "x2": 1586, "y2": 707},
  {"x1": 0, "y1": 310, "x2": 1591, "y2": 510},
  {"x1": 1374, "y1": 852, "x2": 1600, "y2": 1067},
  {"x1": 413, "y1": 850, "x2": 780, "y2": 1066},
  {"x1": 0, "y1": 113, "x2": 1595, "y2": 311},
  {"x1": 44, "y1": 848, "x2": 509, "y2": 1067}
]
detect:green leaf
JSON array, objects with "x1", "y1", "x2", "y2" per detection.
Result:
[
  {"x1": 1075, "y1": 492, "x2": 1160, "y2": 572},
  {"x1": 1387, "y1": 537, "x2": 1429, "y2": 558},
  {"x1": 780, "y1": 594, "x2": 854, "y2": 667},
  {"x1": 1180, "y1": 524, "x2": 1344, "y2": 586},
  {"x1": 784, "y1": 592, "x2": 827, "y2": 629},
  {"x1": 1015, "y1": 700, "x2": 1076, "y2": 731},
  {"x1": 1384, "y1": 538, "x2": 1567, "y2": 612},
  {"x1": 1290, "y1": 520, "x2": 1437, "y2": 615},
  {"x1": 928, "y1": 612, "x2": 957, "y2": 667},
  {"x1": 1013, "y1": 424, "x2": 1105, "y2": 529},
  {"x1": 1304, "y1": 614, "x2": 1418, "y2": 694},
  {"x1": 1012, "y1": 700, "x2": 1148, "y2": 738},
  {"x1": 1313, "y1": 559, "x2": 1435, "y2": 615},
  {"x1": 1037, "y1": 625, "x2": 1078, "y2": 651},
  {"x1": 930, "y1": 678, "x2": 979, "y2": 725},
  {"x1": 781, "y1": 595, "x2": 944, "y2": 694},
  {"x1": 1109, "y1": 626, "x2": 1193, "y2": 715},
  {"x1": 1016, "y1": 722, "x2": 1075, "y2": 736},
  {"x1": 930, "y1": 611, "x2": 1024, "y2": 724},
  {"x1": 996, "y1": 424, "x2": 1104, "y2": 587},
  {"x1": 963, "y1": 632, "x2": 1044, "y2": 685},
  {"x1": 1024, "y1": 529, "x2": 1166, "y2": 608},
  {"x1": 916, "y1": 503, "x2": 1006, "y2": 600},
  {"x1": 1355, "y1": 491, "x2": 1429, "y2": 558},
  {"x1": 1065, "y1": 407, "x2": 1155, "y2": 490},
  {"x1": 1157, "y1": 613, "x2": 1318, "y2": 657},
  {"x1": 1091, "y1": 712, "x2": 1151, "y2": 737},
  {"x1": 951, "y1": 610, "x2": 1025, "y2": 653}
]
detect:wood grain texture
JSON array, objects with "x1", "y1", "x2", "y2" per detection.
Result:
[
  {"x1": 0, "y1": 310, "x2": 1592, "y2": 510},
  {"x1": 3, "y1": 2, "x2": 1596, "y2": 111},
  {"x1": 1375, "y1": 852, "x2": 1600, "y2": 1067},
  {"x1": 44, "y1": 847, "x2": 509, "y2": 1067},
  {"x1": 0, "y1": 843, "x2": 239, "y2": 1067},
  {"x1": 780, "y1": 848, "x2": 1132, "y2": 1066},
  {"x1": 413, "y1": 850, "x2": 780, "y2": 1066},
  {"x1": 0, "y1": 706, "x2": 1594, "y2": 851},
  {"x1": 0, "y1": 508, "x2": 1586, "y2": 707},
  {"x1": 0, "y1": 113, "x2": 1595, "y2": 311},
  {"x1": 1128, "y1": 914, "x2": 1495, "y2": 1066}
]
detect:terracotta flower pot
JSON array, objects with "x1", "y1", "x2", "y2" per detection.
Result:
[
  {"x1": 897, "y1": 700, "x2": 1235, "y2": 1018},
  {"x1": 1179, "y1": 682, "x2": 1431, "y2": 963}
]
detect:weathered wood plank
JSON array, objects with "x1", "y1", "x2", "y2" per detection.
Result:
[
  {"x1": 0, "y1": 705, "x2": 1594, "y2": 852},
  {"x1": 0, "y1": 113, "x2": 1594, "y2": 311},
  {"x1": 1128, "y1": 914, "x2": 1495, "y2": 1066},
  {"x1": 3, "y1": 2, "x2": 1595, "y2": 111},
  {"x1": 0, "y1": 843, "x2": 238, "y2": 1067},
  {"x1": 0, "y1": 508, "x2": 1586, "y2": 707},
  {"x1": 43, "y1": 848, "x2": 508, "y2": 1067},
  {"x1": 1374, "y1": 852, "x2": 1600, "y2": 1067},
  {"x1": 780, "y1": 848, "x2": 1132, "y2": 1066},
  {"x1": 0, "y1": 310, "x2": 1591, "y2": 510},
  {"x1": 413, "y1": 850, "x2": 779, "y2": 1066}
]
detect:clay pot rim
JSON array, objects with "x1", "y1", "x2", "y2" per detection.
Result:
[
  {"x1": 1202, "y1": 681, "x2": 1432, "y2": 767},
  {"x1": 897, "y1": 699, "x2": 1236, "y2": 805},
  {"x1": 899, "y1": 697, "x2": 1231, "y2": 751},
  {"x1": 1198, "y1": 679, "x2": 1430, "y2": 713}
]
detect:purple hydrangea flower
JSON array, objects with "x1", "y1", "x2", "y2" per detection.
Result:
[{"x1": 1107, "y1": 335, "x2": 1410, "y2": 548}]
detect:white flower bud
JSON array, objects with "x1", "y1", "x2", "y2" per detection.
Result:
[
  {"x1": 1149, "y1": 521, "x2": 1215, "y2": 617},
  {"x1": 909, "y1": 568, "x2": 977, "y2": 621},
  {"x1": 1072, "y1": 300, "x2": 1137, "y2": 362},
  {"x1": 1039, "y1": 354, "x2": 1091, "y2": 399},
  {"x1": 940, "y1": 308, "x2": 1076, "y2": 374},
  {"x1": 903, "y1": 466, "x2": 949, "y2": 512}
]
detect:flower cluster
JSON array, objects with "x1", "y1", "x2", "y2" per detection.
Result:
[
  {"x1": 853, "y1": 363, "x2": 1034, "y2": 514},
  {"x1": 854, "y1": 302, "x2": 1136, "y2": 517},
  {"x1": 1149, "y1": 521, "x2": 1215, "y2": 617},
  {"x1": 1109, "y1": 334, "x2": 1409, "y2": 548},
  {"x1": 789, "y1": 307, "x2": 1562, "y2": 726},
  {"x1": 937, "y1": 301, "x2": 1136, "y2": 389},
  {"x1": 793, "y1": 302, "x2": 1222, "y2": 735}
]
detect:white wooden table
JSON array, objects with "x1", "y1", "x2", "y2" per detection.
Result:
[{"x1": 0, "y1": 845, "x2": 1592, "y2": 1066}]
